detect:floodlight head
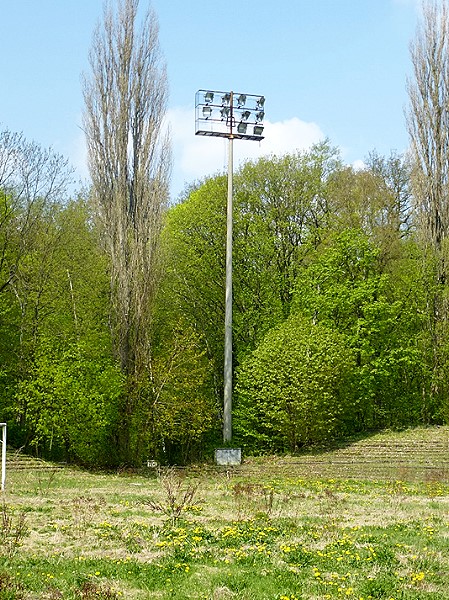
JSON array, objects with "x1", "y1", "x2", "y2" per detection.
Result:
[
  {"x1": 237, "y1": 121, "x2": 248, "y2": 134},
  {"x1": 202, "y1": 106, "x2": 212, "y2": 119},
  {"x1": 220, "y1": 106, "x2": 230, "y2": 120},
  {"x1": 237, "y1": 94, "x2": 247, "y2": 107},
  {"x1": 256, "y1": 111, "x2": 265, "y2": 122},
  {"x1": 222, "y1": 93, "x2": 231, "y2": 105},
  {"x1": 241, "y1": 110, "x2": 251, "y2": 121},
  {"x1": 253, "y1": 124, "x2": 264, "y2": 136},
  {"x1": 256, "y1": 96, "x2": 265, "y2": 109},
  {"x1": 204, "y1": 91, "x2": 214, "y2": 104}
]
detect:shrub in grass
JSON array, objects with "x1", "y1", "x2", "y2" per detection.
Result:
[
  {"x1": 0, "y1": 502, "x2": 28, "y2": 559},
  {"x1": 146, "y1": 468, "x2": 201, "y2": 525}
]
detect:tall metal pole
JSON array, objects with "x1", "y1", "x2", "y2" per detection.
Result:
[
  {"x1": 223, "y1": 100, "x2": 234, "y2": 443},
  {"x1": 1, "y1": 423, "x2": 6, "y2": 492},
  {"x1": 195, "y1": 89, "x2": 264, "y2": 448}
]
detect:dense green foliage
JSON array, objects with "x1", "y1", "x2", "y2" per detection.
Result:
[
  {"x1": 15, "y1": 338, "x2": 123, "y2": 465},
  {"x1": 235, "y1": 315, "x2": 356, "y2": 452},
  {"x1": 292, "y1": 231, "x2": 429, "y2": 432},
  {"x1": 157, "y1": 142, "x2": 447, "y2": 457},
  {"x1": 0, "y1": 127, "x2": 448, "y2": 465}
]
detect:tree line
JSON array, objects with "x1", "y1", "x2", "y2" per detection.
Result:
[{"x1": 1, "y1": 0, "x2": 449, "y2": 466}]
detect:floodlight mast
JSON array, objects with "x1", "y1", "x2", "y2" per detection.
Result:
[{"x1": 195, "y1": 90, "x2": 265, "y2": 443}]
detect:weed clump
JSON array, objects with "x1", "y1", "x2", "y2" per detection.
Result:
[
  {"x1": 0, "y1": 572, "x2": 25, "y2": 599},
  {"x1": 0, "y1": 500, "x2": 28, "y2": 558},
  {"x1": 77, "y1": 581, "x2": 119, "y2": 599},
  {"x1": 146, "y1": 468, "x2": 200, "y2": 525}
]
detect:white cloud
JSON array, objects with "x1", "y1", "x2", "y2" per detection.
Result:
[
  {"x1": 69, "y1": 129, "x2": 90, "y2": 182},
  {"x1": 352, "y1": 159, "x2": 366, "y2": 171},
  {"x1": 167, "y1": 106, "x2": 325, "y2": 198}
]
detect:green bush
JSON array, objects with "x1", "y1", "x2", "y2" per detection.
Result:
[
  {"x1": 235, "y1": 315, "x2": 356, "y2": 452},
  {"x1": 15, "y1": 338, "x2": 124, "y2": 466}
]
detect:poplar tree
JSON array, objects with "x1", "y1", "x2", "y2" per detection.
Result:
[
  {"x1": 83, "y1": 0, "x2": 171, "y2": 461},
  {"x1": 407, "y1": 0, "x2": 449, "y2": 269},
  {"x1": 406, "y1": 0, "x2": 449, "y2": 415}
]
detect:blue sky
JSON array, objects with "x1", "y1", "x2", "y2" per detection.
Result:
[{"x1": 0, "y1": 0, "x2": 419, "y2": 200}]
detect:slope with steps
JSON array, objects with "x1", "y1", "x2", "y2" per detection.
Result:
[
  {"x1": 5, "y1": 450, "x2": 65, "y2": 471},
  {"x1": 237, "y1": 427, "x2": 449, "y2": 481},
  {"x1": 3, "y1": 426, "x2": 449, "y2": 482}
]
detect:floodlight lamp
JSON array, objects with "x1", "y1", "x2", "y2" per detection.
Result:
[
  {"x1": 204, "y1": 91, "x2": 214, "y2": 104},
  {"x1": 253, "y1": 124, "x2": 264, "y2": 136},
  {"x1": 222, "y1": 93, "x2": 231, "y2": 105},
  {"x1": 220, "y1": 106, "x2": 230, "y2": 120},
  {"x1": 256, "y1": 110, "x2": 265, "y2": 122},
  {"x1": 256, "y1": 96, "x2": 265, "y2": 109},
  {"x1": 237, "y1": 94, "x2": 247, "y2": 107},
  {"x1": 237, "y1": 121, "x2": 248, "y2": 134},
  {"x1": 202, "y1": 106, "x2": 212, "y2": 119},
  {"x1": 241, "y1": 110, "x2": 251, "y2": 121}
]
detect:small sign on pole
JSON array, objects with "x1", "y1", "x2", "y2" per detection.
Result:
[
  {"x1": 215, "y1": 448, "x2": 242, "y2": 466},
  {"x1": 0, "y1": 423, "x2": 6, "y2": 492}
]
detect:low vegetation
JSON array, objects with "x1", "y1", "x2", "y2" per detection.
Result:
[{"x1": 1, "y1": 427, "x2": 448, "y2": 599}]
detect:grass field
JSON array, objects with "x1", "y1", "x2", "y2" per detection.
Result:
[{"x1": 1, "y1": 426, "x2": 449, "y2": 599}]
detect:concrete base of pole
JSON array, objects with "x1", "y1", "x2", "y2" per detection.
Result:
[{"x1": 215, "y1": 448, "x2": 242, "y2": 466}]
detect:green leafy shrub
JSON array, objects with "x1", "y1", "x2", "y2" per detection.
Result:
[
  {"x1": 293, "y1": 230, "x2": 431, "y2": 430},
  {"x1": 15, "y1": 338, "x2": 124, "y2": 466},
  {"x1": 235, "y1": 315, "x2": 356, "y2": 452}
]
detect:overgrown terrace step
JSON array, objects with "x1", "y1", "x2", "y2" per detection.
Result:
[
  {"x1": 277, "y1": 445, "x2": 448, "y2": 466},
  {"x1": 5, "y1": 451, "x2": 65, "y2": 471},
  {"x1": 299, "y1": 445, "x2": 449, "y2": 463},
  {"x1": 231, "y1": 429, "x2": 449, "y2": 481}
]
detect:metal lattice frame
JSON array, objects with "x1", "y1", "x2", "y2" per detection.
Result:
[{"x1": 195, "y1": 89, "x2": 265, "y2": 141}]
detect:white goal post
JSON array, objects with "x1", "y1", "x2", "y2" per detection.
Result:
[{"x1": 0, "y1": 423, "x2": 6, "y2": 492}]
